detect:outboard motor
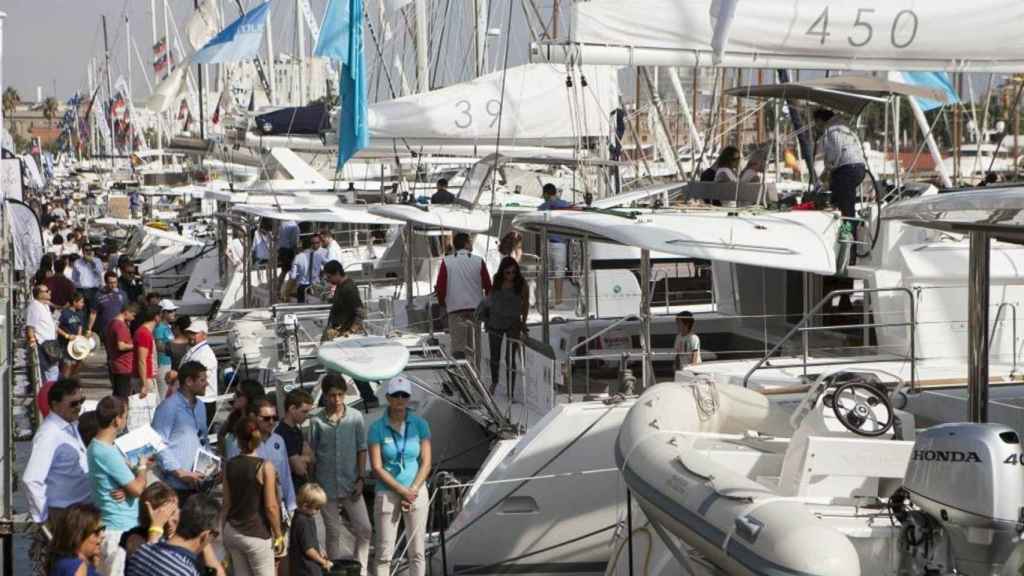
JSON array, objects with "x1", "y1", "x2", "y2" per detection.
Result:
[{"x1": 900, "y1": 423, "x2": 1024, "y2": 575}]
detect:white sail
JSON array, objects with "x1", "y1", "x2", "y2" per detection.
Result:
[
  {"x1": 533, "y1": 0, "x2": 1024, "y2": 72},
  {"x1": 366, "y1": 63, "x2": 619, "y2": 145},
  {"x1": 186, "y1": 0, "x2": 219, "y2": 51},
  {"x1": 145, "y1": 67, "x2": 187, "y2": 113}
]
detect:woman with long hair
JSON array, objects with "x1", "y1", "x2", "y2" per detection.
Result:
[
  {"x1": 120, "y1": 481, "x2": 180, "y2": 556},
  {"x1": 478, "y1": 256, "x2": 530, "y2": 394},
  {"x1": 222, "y1": 415, "x2": 284, "y2": 576},
  {"x1": 47, "y1": 502, "x2": 104, "y2": 576}
]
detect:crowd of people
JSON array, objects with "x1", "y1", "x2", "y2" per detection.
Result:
[{"x1": 24, "y1": 370, "x2": 435, "y2": 576}]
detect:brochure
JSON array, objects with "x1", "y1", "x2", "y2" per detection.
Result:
[
  {"x1": 114, "y1": 425, "x2": 167, "y2": 463},
  {"x1": 192, "y1": 447, "x2": 221, "y2": 477}
]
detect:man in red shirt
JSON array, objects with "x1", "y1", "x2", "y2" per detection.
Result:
[
  {"x1": 133, "y1": 304, "x2": 160, "y2": 399},
  {"x1": 106, "y1": 302, "x2": 139, "y2": 399}
]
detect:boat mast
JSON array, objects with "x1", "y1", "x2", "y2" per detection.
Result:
[
  {"x1": 295, "y1": 0, "x2": 306, "y2": 105},
  {"x1": 150, "y1": 0, "x2": 163, "y2": 149},
  {"x1": 102, "y1": 15, "x2": 116, "y2": 171},
  {"x1": 0, "y1": 11, "x2": 13, "y2": 575},
  {"x1": 125, "y1": 13, "x2": 134, "y2": 158},
  {"x1": 415, "y1": 0, "x2": 428, "y2": 92},
  {"x1": 194, "y1": 0, "x2": 206, "y2": 139},
  {"x1": 474, "y1": 0, "x2": 487, "y2": 77}
]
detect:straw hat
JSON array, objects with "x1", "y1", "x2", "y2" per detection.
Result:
[{"x1": 67, "y1": 335, "x2": 98, "y2": 361}]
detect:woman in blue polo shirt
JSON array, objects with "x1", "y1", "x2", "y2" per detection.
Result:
[{"x1": 368, "y1": 377, "x2": 431, "y2": 576}]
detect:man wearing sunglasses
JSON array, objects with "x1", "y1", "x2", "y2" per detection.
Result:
[
  {"x1": 225, "y1": 397, "x2": 297, "y2": 517},
  {"x1": 25, "y1": 283, "x2": 59, "y2": 383},
  {"x1": 23, "y1": 378, "x2": 92, "y2": 575}
]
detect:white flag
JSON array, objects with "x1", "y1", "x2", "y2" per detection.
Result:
[
  {"x1": 186, "y1": 0, "x2": 220, "y2": 51},
  {"x1": 145, "y1": 67, "x2": 187, "y2": 113}
]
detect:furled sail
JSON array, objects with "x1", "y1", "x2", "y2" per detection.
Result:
[
  {"x1": 365, "y1": 63, "x2": 619, "y2": 146},
  {"x1": 533, "y1": 0, "x2": 1024, "y2": 72}
]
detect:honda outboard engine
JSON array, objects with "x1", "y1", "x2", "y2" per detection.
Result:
[{"x1": 900, "y1": 423, "x2": 1024, "y2": 575}]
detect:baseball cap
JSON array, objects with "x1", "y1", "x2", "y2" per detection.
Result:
[
  {"x1": 158, "y1": 299, "x2": 179, "y2": 312},
  {"x1": 186, "y1": 318, "x2": 209, "y2": 333},
  {"x1": 385, "y1": 376, "x2": 413, "y2": 396}
]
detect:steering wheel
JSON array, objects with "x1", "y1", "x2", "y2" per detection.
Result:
[{"x1": 828, "y1": 382, "x2": 894, "y2": 437}]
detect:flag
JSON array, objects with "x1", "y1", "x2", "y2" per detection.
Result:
[
  {"x1": 192, "y1": 2, "x2": 272, "y2": 65},
  {"x1": 889, "y1": 71, "x2": 959, "y2": 112},
  {"x1": 314, "y1": 0, "x2": 368, "y2": 168},
  {"x1": 186, "y1": 0, "x2": 220, "y2": 51}
]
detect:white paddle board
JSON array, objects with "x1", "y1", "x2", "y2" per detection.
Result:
[{"x1": 317, "y1": 336, "x2": 410, "y2": 381}]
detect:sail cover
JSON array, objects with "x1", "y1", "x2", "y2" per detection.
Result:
[
  {"x1": 537, "y1": 0, "x2": 1024, "y2": 72},
  {"x1": 366, "y1": 63, "x2": 619, "y2": 145}
]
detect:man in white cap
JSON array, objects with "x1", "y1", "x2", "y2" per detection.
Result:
[
  {"x1": 154, "y1": 299, "x2": 178, "y2": 397},
  {"x1": 173, "y1": 319, "x2": 218, "y2": 429}
]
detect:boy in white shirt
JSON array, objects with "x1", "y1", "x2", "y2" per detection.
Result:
[{"x1": 673, "y1": 311, "x2": 701, "y2": 370}]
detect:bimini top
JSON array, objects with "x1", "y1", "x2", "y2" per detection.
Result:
[
  {"x1": 513, "y1": 208, "x2": 840, "y2": 275},
  {"x1": 725, "y1": 76, "x2": 952, "y2": 115},
  {"x1": 882, "y1": 186, "x2": 1024, "y2": 243},
  {"x1": 231, "y1": 204, "x2": 403, "y2": 226}
]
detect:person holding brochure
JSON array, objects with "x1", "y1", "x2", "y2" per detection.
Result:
[
  {"x1": 151, "y1": 361, "x2": 210, "y2": 504},
  {"x1": 88, "y1": 396, "x2": 150, "y2": 576}
]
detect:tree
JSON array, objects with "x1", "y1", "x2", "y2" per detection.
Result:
[
  {"x1": 2, "y1": 86, "x2": 20, "y2": 128},
  {"x1": 42, "y1": 97, "x2": 59, "y2": 127}
]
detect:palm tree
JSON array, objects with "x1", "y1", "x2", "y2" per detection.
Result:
[
  {"x1": 2, "y1": 86, "x2": 20, "y2": 128},
  {"x1": 42, "y1": 97, "x2": 59, "y2": 127}
]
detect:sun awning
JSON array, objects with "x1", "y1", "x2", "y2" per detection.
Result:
[
  {"x1": 513, "y1": 208, "x2": 839, "y2": 275},
  {"x1": 882, "y1": 186, "x2": 1024, "y2": 243},
  {"x1": 725, "y1": 76, "x2": 952, "y2": 114},
  {"x1": 230, "y1": 204, "x2": 403, "y2": 226}
]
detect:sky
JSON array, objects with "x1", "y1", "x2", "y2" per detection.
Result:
[{"x1": 0, "y1": 0, "x2": 540, "y2": 103}]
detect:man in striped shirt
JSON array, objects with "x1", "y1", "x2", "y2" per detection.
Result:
[
  {"x1": 814, "y1": 108, "x2": 867, "y2": 221},
  {"x1": 125, "y1": 494, "x2": 221, "y2": 576}
]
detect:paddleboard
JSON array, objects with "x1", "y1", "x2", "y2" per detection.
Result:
[{"x1": 317, "y1": 336, "x2": 410, "y2": 381}]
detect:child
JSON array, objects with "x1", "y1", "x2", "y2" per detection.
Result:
[
  {"x1": 290, "y1": 483, "x2": 334, "y2": 576},
  {"x1": 674, "y1": 311, "x2": 701, "y2": 370}
]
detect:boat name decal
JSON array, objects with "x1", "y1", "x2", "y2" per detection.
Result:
[{"x1": 912, "y1": 450, "x2": 982, "y2": 463}]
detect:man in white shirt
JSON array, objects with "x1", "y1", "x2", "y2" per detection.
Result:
[
  {"x1": 178, "y1": 319, "x2": 219, "y2": 429},
  {"x1": 72, "y1": 244, "x2": 104, "y2": 313},
  {"x1": 319, "y1": 227, "x2": 344, "y2": 265},
  {"x1": 253, "y1": 220, "x2": 273, "y2": 266},
  {"x1": 226, "y1": 228, "x2": 245, "y2": 279},
  {"x1": 25, "y1": 284, "x2": 59, "y2": 383},
  {"x1": 24, "y1": 378, "x2": 91, "y2": 575},
  {"x1": 291, "y1": 235, "x2": 321, "y2": 303},
  {"x1": 435, "y1": 233, "x2": 491, "y2": 366}
]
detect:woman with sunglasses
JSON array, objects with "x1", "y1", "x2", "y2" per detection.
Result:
[
  {"x1": 369, "y1": 377, "x2": 432, "y2": 576},
  {"x1": 222, "y1": 414, "x2": 284, "y2": 576},
  {"x1": 47, "y1": 502, "x2": 105, "y2": 576}
]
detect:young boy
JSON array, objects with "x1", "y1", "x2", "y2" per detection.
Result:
[
  {"x1": 673, "y1": 311, "x2": 701, "y2": 370},
  {"x1": 290, "y1": 483, "x2": 334, "y2": 576}
]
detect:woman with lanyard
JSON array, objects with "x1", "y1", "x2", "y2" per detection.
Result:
[{"x1": 368, "y1": 377, "x2": 431, "y2": 576}]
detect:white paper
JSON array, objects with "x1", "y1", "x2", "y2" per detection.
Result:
[
  {"x1": 115, "y1": 425, "x2": 167, "y2": 463},
  {"x1": 192, "y1": 447, "x2": 221, "y2": 477}
]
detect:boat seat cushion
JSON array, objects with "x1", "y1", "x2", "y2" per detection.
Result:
[{"x1": 779, "y1": 436, "x2": 915, "y2": 498}]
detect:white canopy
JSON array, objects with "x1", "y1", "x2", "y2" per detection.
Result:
[
  {"x1": 231, "y1": 204, "x2": 403, "y2": 226},
  {"x1": 368, "y1": 204, "x2": 491, "y2": 233},
  {"x1": 534, "y1": 0, "x2": 1024, "y2": 72},
  {"x1": 513, "y1": 209, "x2": 839, "y2": 275}
]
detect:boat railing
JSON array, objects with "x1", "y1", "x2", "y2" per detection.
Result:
[
  {"x1": 566, "y1": 314, "x2": 649, "y2": 401},
  {"x1": 989, "y1": 301, "x2": 1019, "y2": 378},
  {"x1": 741, "y1": 287, "x2": 917, "y2": 390}
]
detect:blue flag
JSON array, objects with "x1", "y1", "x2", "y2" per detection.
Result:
[
  {"x1": 314, "y1": 0, "x2": 367, "y2": 169},
  {"x1": 192, "y1": 2, "x2": 272, "y2": 65},
  {"x1": 899, "y1": 71, "x2": 960, "y2": 112}
]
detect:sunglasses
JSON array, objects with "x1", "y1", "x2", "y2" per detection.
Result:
[
  {"x1": 259, "y1": 415, "x2": 279, "y2": 422},
  {"x1": 389, "y1": 392, "x2": 411, "y2": 399}
]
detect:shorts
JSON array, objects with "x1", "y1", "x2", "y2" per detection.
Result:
[{"x1": 548, "y1": 242, "x2": 567, "y2": 278}]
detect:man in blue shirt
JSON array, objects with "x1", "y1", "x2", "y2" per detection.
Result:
[
  {"x1": 89, "y1": 396, "x2": 150, "y2": 576},
  {"x1": 152, "y1": 361, "x2": 210, "y2": 503},
  {"x1": 278, "y1": 220, "x2": 300, "y2": 282},
  {"x1": 226, "y1": 397, "x2": 297, "y2": 514},
  {"x1": 125, "y1": 494, "x2": 221, "y2": 576},
  {"x1": 537, "y1": 183, "x2": 572, "y2": 306}
]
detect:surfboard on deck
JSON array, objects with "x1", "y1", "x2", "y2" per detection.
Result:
[{"x1": 317, "y1": 336, "x2": 410, "y2": 381}]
